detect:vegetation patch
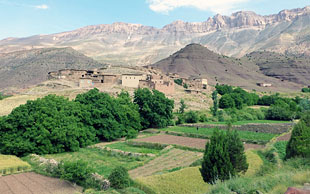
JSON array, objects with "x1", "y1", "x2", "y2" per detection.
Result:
[
  {"x1": 136, "y1": 167, "x2": 210, "y2": 194},
  {"x1": 0, "y1": 154, "x2": 31, "y2": 175},
  {"x1": 37, "y1": 148, "x2": 150, "y2": 178},
  {"x1": 105, "y1": 142, "x2": 162, "y2": 155},
  {"x1": 161, "y1": 126, "x2": 276, "y2": 144},
  {"x1": 129, "y1": 148, "x2": 202, "y2": 178},
  {"x1": 244, "y1": 150, "x2": 263, "y2": 177}
]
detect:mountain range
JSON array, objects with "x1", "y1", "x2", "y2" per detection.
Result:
[{"x1": 1, "y1": 6, "x2": 310, "y2": 65}]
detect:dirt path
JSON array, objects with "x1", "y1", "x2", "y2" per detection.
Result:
[
  {"x1": 134, "y1": 134, "x2": 264, "y2": 150},
  {"x1": 129, "y1": 148, "x2": 202, "y2": 178},
  {"x1": 0, "y1": 172, "x2": 82, "y2": 194},
  {"x1": 276, "y1": 133, "x2": 291, "y2": 141}
]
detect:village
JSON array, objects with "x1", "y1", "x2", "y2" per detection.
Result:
[{"x1": 48, "y1": 66, "x2": 209, "y2": 95}]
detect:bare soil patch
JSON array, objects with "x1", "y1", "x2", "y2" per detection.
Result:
[
  {"x1": 276, "y1": 133, "x2": 291, "y2": 141},
  {"x1": 0, "y1": 172, "x2": 82, "y2": 194},
  {"x1": 134, "y1": 134, "x2": 264, "y2": 150}
]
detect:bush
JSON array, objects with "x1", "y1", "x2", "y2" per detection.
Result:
[
  {"x1": 286, "y1": 112, "x2": 310, "y2": 159},
  {"x1": 0, "y1": 95, "x2": 97, "y2": 156},
  {"x1": 301, "y1": 88, "x2": 310, "y2": 93},
  {"x1": 219, "y1": 94, "x2": 235, "y2": 109},
  {"x1": 134, "y1": 88, "x2": 174, "y2": 129},
  {"x1": 108, "y1": 166, "x2": 131, "y2": 189},
  {"x1": 59, "y1": 160, "x2": 94, "y2": 187},
  {"x1": 174, "y1": 79, "x2": 183, "y2": 86},
  {"x1": 184, "y1": 111, "x2": 199, "y2": 123}
]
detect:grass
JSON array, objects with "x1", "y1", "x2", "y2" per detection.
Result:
[
  {"x1": 0, "y1": 154, "x2": 31, "y2": 175},
  {"x1": 136, "y1": 167, "x2": 210, "y2": 194},
  {"x1": 203, "y1": 120, "x2": 292, "y2": 125},
  {"x1": 161, "y1": 126, "x2": 277, "y2": 143},
  {"x1": 273, "y1": 141, "x2": 288, "y2": 160},
  {"x1": 105, "y1": 142, "x2": 162, "y2": 155},
  {"x1": 244, "y1": 150, "x2": 263, "y2": 177},
  {"x1": 41, "y1": 147, "x2": 151, "y2": 177}
]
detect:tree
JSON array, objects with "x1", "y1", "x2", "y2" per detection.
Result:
[
  {"x1": 75, "y1": 88, "x2": 142, "y2": 141},
  {"x1": 226, "y1": 130, "x2": 248, "y2": 173},
  {"x1": 266, "y1": 100, "x2": 295, "y2": 121},
  {"x1": 211, "y1": 91, "x2": 219, "y2": 116},
  {"x1": 0, "y1": 95, "x2": 96, "y2": 156},
  {"x1": 179, "y1": 99, "x2": 187, "y2": 114},
  {"x1": 174, "y1": 79, "x2": 183, "y2": 86},
  {"x1": 200, "y1": 130, "x2": 235, "y2": 184},
  {"x1": 134, "y1": 88, "x2": 174, "y2": 129},
  {"x1": 219, "y1": 94, "x2": 235, "y2": 109},
  {"x1": 215, "y1": 84, "x2": 233, "y2": 95},
  {"x1": 108, "y1": 166, "x2": 131, "y2": 189},
  {"x1": 286, "y1": 112, "x2": 310, "y2": 159}
]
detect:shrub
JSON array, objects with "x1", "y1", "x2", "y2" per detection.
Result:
[
  {"x1": 174, "y1": 79, "x2": 183, "y2": 86},
  {"x1": 134, "y1": 88, "x2": 174, "y2": 129},
  {"x1": 59, "y1": 160, "x2": 94, "y2": 187},
  {"x1": 286, "y1": 112, "x2": 310, "y2": 159},
  {"x1": 301, "y1": 88, "x2": 310, "y2": 93},
  {"x1": 108, "y1": 166, "x2": 131, "y2": 189},
  {"x1": 184, "y1": 111, "x2": 199, "y2": 123}
]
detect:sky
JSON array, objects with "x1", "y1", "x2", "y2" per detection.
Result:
[{"x1": 0, "y1": 0, "x2": 309, "y2": 40}]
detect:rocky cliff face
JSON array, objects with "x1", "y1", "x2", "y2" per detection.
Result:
[{"x1": 1, "y1": 6, "x2": 310, "y2": 65}]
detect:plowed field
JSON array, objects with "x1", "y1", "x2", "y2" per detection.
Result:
[
  {"x1": 134, "y1": 134, "x2": 264, "y2": 150},
  {"x1": 0, "y1": 172, "x2": 82, "y2": 194}
]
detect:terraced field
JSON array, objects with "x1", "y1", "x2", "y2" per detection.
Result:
[
  {"x1": 129, "y1": 148, "x2": 202, "y2": 178},
  {"x1": 0, "y1": 172, "x2": 82, "y2": 194},
  {"x1": 0, "y1": 155, "x2": 31, "y2": 175},
  {"x1": 134, "y1": 134, "x2": 264, "y2": 150}
]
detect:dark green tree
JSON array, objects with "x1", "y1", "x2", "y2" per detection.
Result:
[
  {"x1": 75, "y1": 88, "x2": 141, "y2": 141},
  {"x1": 0, "y1": 95, "x2": 96, "y2": 156},
  {"x1": 211, "y1": 91, "x2": 219, "y2": 116},
  {"x1": 266, "y1": 100, "x2": 295, "y2": 121},
  {"x1": 226, "y1": 130, "x2": 248, "y2": 173},
  {"x1": 286, "y1": 112, "x2": 310, "y2": 159},
  {"x1": 219, "y1": 94, "x2": 235, "y2": 109},
  {"x1": 134, "y1": 88, "x2": 174, "y2": 129},
  {"x1": 179, "y1": 99, "x2": 187, "y2": 114},
  {"x1": 215, "y1": 84, "x2": 233, "y2": 95},
  {"x1": 200, "y1": 130, "x2": 235, "y2": 184}
]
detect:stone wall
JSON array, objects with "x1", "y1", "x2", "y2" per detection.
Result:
[{"x1": 180, "y1": 123, "x2": 295, "y2": 134}]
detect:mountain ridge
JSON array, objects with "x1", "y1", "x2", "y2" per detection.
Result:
[{"x1": 1, "y1": 6, "x2": 310, "y2": 65}]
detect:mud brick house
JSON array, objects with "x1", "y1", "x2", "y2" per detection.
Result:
[
  {"x1": 48, "y1": 69, "x2": 87, "y2": 80},
  {"x1": 121, "y1": 74, "x2": 146, "y2": 88},
  {"x1": 257, "y1": 83, "x2": 272, "y2": 87},
  {"x1": 79, "y1": 78, "x2": 93, "y2": 88},
  {"x1": 139, "y1": 74, "x2": 175, "y2": 94}
]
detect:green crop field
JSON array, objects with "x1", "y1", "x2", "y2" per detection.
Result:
[
  {"x1": 136, "y1": 167, "x2": 210, "y2": 194},
  {"x1": 42, "y1": 148, "x2": 151, "y2": 177},
  {"x1": 105, "y1": 142, "x2": 162, "y2": 155},
  {"x1": 0, "y1": 154, "x2": 31, "y2": 175},
  {"x1": 161, "y1": 126, "x2": 277, "y2": 143},
  {"x1": 203, "y1": 120, "x2": 292, "y2": 125}
]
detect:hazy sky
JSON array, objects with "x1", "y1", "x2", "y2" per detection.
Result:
[{"x1": 0, "y1": 0, "x2": 309, "y2": 40}]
